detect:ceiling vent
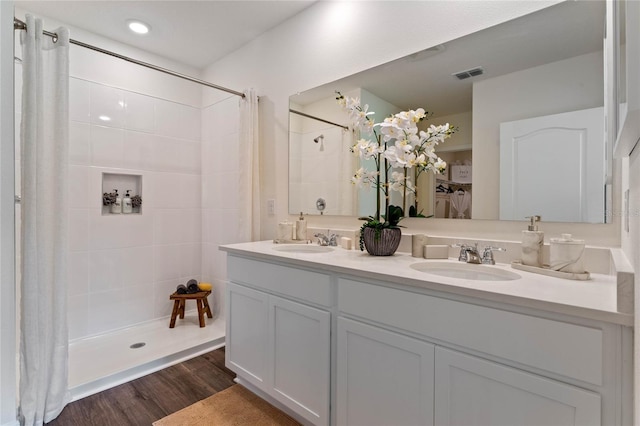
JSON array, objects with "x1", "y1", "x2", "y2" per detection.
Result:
[{"x1": 452, "y1": 66, "x2": 484, "y2": 80}]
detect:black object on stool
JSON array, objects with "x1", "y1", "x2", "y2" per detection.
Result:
[
  {"x1": 186, "y1": 279, "x2": 199, "y2": 294},
  {"x1": 176, "y1": 284, "x2": 187, "y2": 294}
]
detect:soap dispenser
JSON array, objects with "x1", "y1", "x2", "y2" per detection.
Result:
[
  {"x1": 122, "y1": 190, "x2": 133, "y2": 214},
  {"x1": 295, "y1": 212, "x2": 307, "y2": 241},
  {"x1": 521, "y1": 215, "x2": 543, "y2": 267},
  {"x1": 110, "y1": 189, "x2": 121, "y2": 214}
]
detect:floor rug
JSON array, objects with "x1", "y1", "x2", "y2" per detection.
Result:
[{"x1": 153, "y1": 384, "x2": 301, "y2": 425}]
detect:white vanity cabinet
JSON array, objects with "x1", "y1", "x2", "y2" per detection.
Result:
[
  {"x1": 336, "y1": 317, "x2": 435, "y2": 426},
  {"x1": 434, "y1": 347, "x2": 601, "y2": 426},
  {"x1": 337, "y1": 278, "x2": 624, "y2": 426},
  {"x1": 222, "y1": 246, "x2": 632, "y2": 426},
  {"x1": 226, "y1": 256, "x2": 332, "y2": 426}
]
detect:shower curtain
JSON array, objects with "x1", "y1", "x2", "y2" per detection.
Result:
[
  {"x1": 238, "y1": 89, "x2": 261, "y2": 241},
  {"x1": 19, "y1": 15, "x2": 70, "y2": 425}
]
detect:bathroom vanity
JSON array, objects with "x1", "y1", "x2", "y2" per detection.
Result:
[{"x1": 220, "y1": 242, "x2": 633, "y2": 426}]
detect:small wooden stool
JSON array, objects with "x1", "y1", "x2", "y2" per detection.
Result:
[{"x1": 169, "y1": 291, "x2": 213, "y2": 328}]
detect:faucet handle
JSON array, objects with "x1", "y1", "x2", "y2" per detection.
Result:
[
  {"x1": 452, "y1": 243, "x2": 470, "y2": 262},
  {"x1": 481, "y1": 246, "x2": 506, "y2": 265}
]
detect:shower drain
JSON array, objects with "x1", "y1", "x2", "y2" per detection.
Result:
[{"x1": 129, "y1": 342, "x2": 146, "y2": 349}]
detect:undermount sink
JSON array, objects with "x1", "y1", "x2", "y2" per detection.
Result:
[
  {"x1": 272, "y1": 244, "x2": 335, "y2": 254},
  {"x1": 410, "y1": 261, "x2": 521, "y2": 281}
]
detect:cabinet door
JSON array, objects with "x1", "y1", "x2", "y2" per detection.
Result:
[
  {"x1": 337, "y1": 317, "x2": 435, "y2": 426},
  {"x1": 226, "y1": 283, "x2": 270, "y2": 391},
  {"x1": 269, "y1": 296, "x2": 330, "y2": 426},
  {"x1": 435, "y1": 347, "x2": 601, "y2": 426}
]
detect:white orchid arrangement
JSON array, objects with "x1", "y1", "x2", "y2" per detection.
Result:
[{"x1": 337, "y1": 91, "x2": 454, "y2": 222}]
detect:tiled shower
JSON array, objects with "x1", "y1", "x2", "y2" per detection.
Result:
[
  {"x1": 66, "y1": 77, "x2": 203, "y2": 340},
  {"x1": 13, "y1": 10, "x2": 240, "y2": 397}
]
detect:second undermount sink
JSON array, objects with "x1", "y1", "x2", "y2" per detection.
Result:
[
  {"x1": 272, "y1": 244, "x2": 335, "y2": 254},
  {"x1": 410, "y1": 261, "x2": 521, "y2": 281}
]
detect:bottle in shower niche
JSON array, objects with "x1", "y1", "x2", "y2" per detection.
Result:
[
  {"x1": 110, "y1": 189, "x2": 122, "y2": 214},
  {"x1": 122, "y1": 190, "x2": 133, "y2": 214}
]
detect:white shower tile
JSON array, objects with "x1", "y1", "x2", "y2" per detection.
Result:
[
  {"x1": 121, "y1": 284, "x2": 155, "y2": 325},
  {"x1": 153, "y1": 244, "x2": 181, "y2": 282},
  {"x1": 201, "y1": 139, "x2": 214, "y2": 175},
  {"x1": 155, "y1": 100, "x2": 182, "y2": 138},
  {"x1": 69, "y1": 165, "x2": 90, "y2": 208},
  {"x1": 152, "y1": 136, "x2": 182, "y2": 172},
  {"x1": 212, "y1": 97, "x2": 239, "y2": 136},
  {"x1": 179, "y1": 141, "x2": 202, "y2": 174},
  {"x1": 201, "y1": 175, "x2": 215, "y2": 209},
  {"x1": 68, "y1": 251, "x2": 89, "y2": 297},
  {"x1": 153, "y1": 209, "x2": 183, "y2": 245},
  {"x1": 179, "y1": 243, "x2": 201, "y2": 278},
  {"x1": 88, "y1": 249, "x2": 123, "y2": 293},
  {"x1": 68, "y1": 209, "x2": 89, "y2": 251},
  {"x1": 91, "y1": 125, "x2": 124, "y2": 168},
  {"x1": 70, "y1": 78, "x2": 91, "y2": 123},
  {"x1": 181, "y1": 209, "x2": 201, "y2": 244},
  {"x1": 201, "y1": 215, "x2": 212, "y2": 245},
  {"x1": 151, "y1": 172, "x2": 181, "y2": 208},
  {"x1": 201, "y1": 107, "x2": 215, "y2": 143},
  {"x1": 123, "y1": 131, "x2": 155, "y2": 171},
  {"x1": 211, "y1": 249, "x2": 228, "y2": 283},
  {"x1": 69, "y1": 122, "x2": 91, "y2": 166},
  {"x1": 119, "y1": 214, "x2": 154, "y2": 247},
  {"x1": 153, "y1": 278, "x2": 182, "y2": 318},
  {"x1": 68, "y1": 293, "x2": 89, "y2": 340},
  {"x1": 88, "y1": 290, "x2": 127, "y2": 335},
  {"x1": 88, "y1": 212, "x2": 126, "y2": 250},
  {"x1": 217, "y1": 171, "x2": 239, "y2": 209},
  {"x1": 120, "y1": 246, "x2": 154, "y2": 286},
  {"x1": 214, "y1": 132, "x2": 239, "y2": 172},
  {"x1": 182, "y1": 106, "x2": 201, "y2": 141},
  {"x1": 179, "y1": 174, "x2": 201, "y2": 208},
  {"x1": 124, "y1": 91, "x2": 155, "y2": 133},
  {"x1": 90, "y1": 84, "x2": 125, "y2": 128},
  {"x1": 218, "y1": 209, "x2": 239, "y2": 245},
  {"x1": 209, "y1": 208, "x2": 224, "y2": 245}
]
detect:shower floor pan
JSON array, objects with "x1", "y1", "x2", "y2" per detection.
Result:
[{"x1": 68, "y1": 314, "x2": 225, "y2": 401}]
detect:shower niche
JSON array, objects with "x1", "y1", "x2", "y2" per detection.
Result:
[{"x1": 101, "y1": 173, "x2": 143, "y2": 215}]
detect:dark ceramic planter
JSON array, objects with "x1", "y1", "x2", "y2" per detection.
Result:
[{"x1": 363, "y1": 227, "x2": 402, "y2": 256}]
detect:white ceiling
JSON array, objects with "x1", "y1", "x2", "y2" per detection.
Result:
[{"x1": 15, "y1": 0, "x2": 316, "y2": 69}]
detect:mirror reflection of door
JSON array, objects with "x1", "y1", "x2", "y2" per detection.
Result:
[{"x1": 499, "y1": 107, "x2": 605, "y2": 223}]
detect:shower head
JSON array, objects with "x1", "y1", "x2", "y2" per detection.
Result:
[{"x1": 313, "y1": 134, "x2": 324, "y2": 143}]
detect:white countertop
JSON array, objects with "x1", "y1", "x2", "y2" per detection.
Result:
[{"x1": 220, "y1": 241, "x2": 633, "y2": 326}]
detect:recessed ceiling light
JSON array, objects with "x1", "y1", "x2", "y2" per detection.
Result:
[{"x1": 127, "y1": 20, "x2": 150, "y2": 35}]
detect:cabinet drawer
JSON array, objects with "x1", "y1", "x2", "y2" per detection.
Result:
[
  {"x1": 338, "y1": 278, "x2": 603, "y2": 386},
  {"x1": 228, "y1": 255, "x2": 332, "y2": 307}
]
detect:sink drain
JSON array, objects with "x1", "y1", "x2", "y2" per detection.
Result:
[{"x1": 129, "y1": 342, "x2": 146, "y2": 349}]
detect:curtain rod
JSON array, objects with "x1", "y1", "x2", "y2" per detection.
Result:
[
  {"x1": 289, "y1": 109, "x2": 350, "y2": 131},
  {"x1": 13, "y1": 17, "x2": 245, "y2": 99}
]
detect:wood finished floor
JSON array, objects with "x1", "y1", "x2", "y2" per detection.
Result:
[{"x1": 47, "y1": 347, "x2": 236, "y2": 426}]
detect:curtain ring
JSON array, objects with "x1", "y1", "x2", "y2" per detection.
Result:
[{"x1": 51, "y1": 33, "x2": 58, "y2": 43}]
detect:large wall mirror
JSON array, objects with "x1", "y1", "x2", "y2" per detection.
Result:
[{"x1": 289, "y1": 0, "x2": 612, "y2": 224}]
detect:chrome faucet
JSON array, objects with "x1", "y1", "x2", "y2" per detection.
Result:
[
  {"x1": 453, "y1": 243, "x2": 481, "y2": 264},
  {"x1": 315, "y1": 232, "x2": 338, "y2": 246},
  {"x1": 481, "y1": 246, "x2": 506, "y2": 265}
]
